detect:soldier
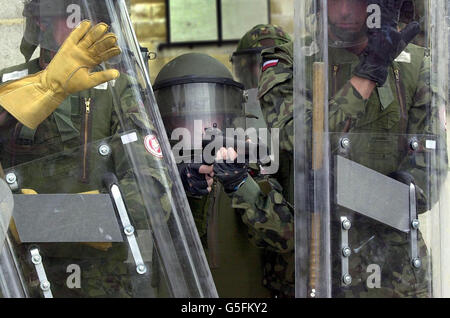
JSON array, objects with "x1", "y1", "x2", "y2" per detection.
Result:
[
  {"x1": 214, "y1": 0, "x2": 447, "y2": 298},
  {"x1": 154, "y1": 24, "x2": 291, "y2": 297},
  {"x1": 153, "y1": 52, "x2": 273, "y2": 297},
  {"x1": 230, "y1": 24, "x2": 295, "y2": 297},
  {"x1": 231, "y1": 24, "x2": 292, "y2": 140},
  {"x1": 0, "y1": 0, "x2": 210, "y2": 298}
]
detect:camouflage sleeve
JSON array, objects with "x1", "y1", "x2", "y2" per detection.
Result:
[
  {"x1": 398, "y1": 53, "x2": 448, "y2": 210},
  {"x1": 226, "y1": 51, "x2": 295, "y2": 254},
  {"x1": 258, "y1": 58, "x2": 294, "y2": 154},
  {"x1": 328, "y1": 82, "x2": 368, "y2": 132},
  {"x1": 109, "y1": 76, "x2": 173, "y2": 229},
  {"x1": 231, "y1": 175, "x2": 294, "y2": 253}
]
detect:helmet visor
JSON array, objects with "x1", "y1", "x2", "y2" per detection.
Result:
[
  {"x1": 23, "y1": 0, "x2": 110, "y2": 52},
  {"x1": 154, "y1": 82, "x2": 246, "y2": 143},
  {"x1": 231, "y1": 49, "x2": 263, "y2": 89}
]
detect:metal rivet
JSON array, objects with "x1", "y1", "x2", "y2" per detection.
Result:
[
  {"x1": 410, "y1": 139, "x2": 419, "y2": 151},
  {"x1": 136, "y1": 264, "x2": 147, "y2": 275},
  {"x1": 342, "y1": 219, "x2": 351, "y2": 230},
  {"x1": 32, "y1": 255, "x2": 42, "y2": 265},
  {"x1": 412, "y1": 258, "x2": 422, "y2": 269},
  {"x1": 340, "y1": 137, "x2": 351, "y2": 149},
  {"x1": 411, "y1": 219, "x2": 420, "y2": 230},
  {"x1": 342, "y1": 274, "x2": 352, "y2": 285},
  {"x1": 243, "y1": 90, "x2": 249, "y2": 102},
  {"x1": 342, "y1": 247, "x2": 352, "y2": 258},
  {"x1": 98, "y1": 144, "x2": 111, "y2": 156},
  {"x1": 124, "y1": 225, "x2": 135, "y2": 236},
  {"x1": 40, "y1": 281, "x2": 50, "y2": 291},
  {"x1": 5, "y1": 173, "x2": 16, "y2": 185}
]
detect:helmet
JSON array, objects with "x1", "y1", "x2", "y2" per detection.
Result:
[
  {"x1": 153, "y1": 53, "x2": 246, "y2": 143},
  {"x1": 21, "y1": 0, "x2": 112, "y2": 59},
  {"x1": 231, "y1": 24, "x2": 291, "y2": 89}
]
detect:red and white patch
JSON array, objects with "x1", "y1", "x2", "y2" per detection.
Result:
[
  {"x1": 262, "y1": 59, "x2": 279, "y2": 72},
  {"x1": 144, "y1": 135, "x2": 163, "y2": 158}
]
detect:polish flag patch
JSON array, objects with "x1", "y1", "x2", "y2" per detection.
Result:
[
  {"x1": 144, "y1": 134, "x2": 163, "y2": 159},
  {"x1": 262, "y1": 59, "x2": 279, "y2": 72}
]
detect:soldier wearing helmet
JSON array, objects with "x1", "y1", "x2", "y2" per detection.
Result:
[
  {"x1": 0, "y1": 0, "x2": 174, "y2": 298},
  {"x1": 214, "y1": 0, "x2": 447, "y2": 298},
  {"x1": 153, "y1": 52, "x2": 274, "y2": 297}
]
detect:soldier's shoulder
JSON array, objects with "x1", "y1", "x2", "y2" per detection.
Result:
[
  {"x1": 258, "y1": 42, "x2": 293, "y2": 99},
  {"x1": 261, "y1": 41, "x2": 293, "y2": 66},
  {"x1": 0, "y1": 59, "x2": 39, "y2": 83}
]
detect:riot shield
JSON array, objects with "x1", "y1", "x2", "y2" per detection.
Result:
[
  {"x1": 294, "y1": 0, "x2": 449, "y2": 297},
  {"x1": 0, "y1": 0, "x2": 216, "y2": 298}
]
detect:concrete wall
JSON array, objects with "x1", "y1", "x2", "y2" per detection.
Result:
[{"x1": 0, "y1": 0, "x2": 29, "y2": 70}]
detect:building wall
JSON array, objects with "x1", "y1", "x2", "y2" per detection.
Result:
[
  {"x1": 130, "y1": 0, "x2": 294, "y2": 82},
  {"x1": 0, "y1": 0, "x2": 30, "y2": 71}
]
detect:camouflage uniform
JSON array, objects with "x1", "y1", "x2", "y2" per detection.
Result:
[
  {"x1": 0, "y1": 58, "x2": 171, "y2": 297},
  {"x1": 231, "y1": 36, "x2": 446, "y2": 297},
  {"x1": 224, "y1": 25, "x2": 295, "y2": 297}
]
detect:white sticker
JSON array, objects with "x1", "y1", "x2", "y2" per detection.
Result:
[
  {"x1": 121, "y1": 132, "x2": 138, "y2": 145},
  {"x1": 144, "y1": 134, "x2": 163, "y2": 159},
  {"x1": 94, "y1": 82, "x2": 108, "y2": 90},
  {"x1": 2, "y1": 69, "x2": 28, "y2": 82},
  {"x1": 395, "y1": 51, "x2": 411, "y2": 63},
  {"x1": 426, "y1": 140, "x2": 436, "y2": 150}
]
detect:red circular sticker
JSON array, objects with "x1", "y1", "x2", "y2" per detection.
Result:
[{"x1": 144, "y1": 135, "x2": 163, "y2": 159}]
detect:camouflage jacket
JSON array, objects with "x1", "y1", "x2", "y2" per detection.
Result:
[{"x1": 230, "y1": 40, "x2": 447, "y2": 296}]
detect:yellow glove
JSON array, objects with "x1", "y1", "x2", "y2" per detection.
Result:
[{"x1": 0, "y1": 20, "x2": 121, "y2": 129}]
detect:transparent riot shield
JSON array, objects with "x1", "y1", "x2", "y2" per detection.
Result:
[
  {"x1": 0, "y1": 0, "x2": 217, "y2": 298},
  {"x1": 231, "y1": 50, "x2": 269, "y2": 132},
  {"x1": 294, "y1": 0, "x2": 449, "y2": 297}
]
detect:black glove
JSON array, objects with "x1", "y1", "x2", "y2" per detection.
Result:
[
  {"x1": 178, "y1": 163, "x2": 212, "y2": 197},
  {"x1": 213, "y1": 161, "x2": 248, "y2": 193},
  {"x1": 389, "y1": 170, "x2": 427, "y2": 212},
  {"x1": 353, "y1": 0, "x2": 421, "y2": 86}
]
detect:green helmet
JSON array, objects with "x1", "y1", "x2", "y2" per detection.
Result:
[
  {"x1": 231, "y1": 24, "x2": 291, "y2": 89},
  {"x1": 235, "y1": 24, "x2": 292, "y2": 52},
  {"x1": 153, "y1": 53, "x2": 246, "y2": 141}
]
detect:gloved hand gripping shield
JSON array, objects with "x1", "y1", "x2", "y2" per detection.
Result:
[
  {"x1": 0, "y1": 0, "x2": 217, "y2": 298},
  {"x1": 294, "y1": 0, "x2": 449, "y2": 297}
]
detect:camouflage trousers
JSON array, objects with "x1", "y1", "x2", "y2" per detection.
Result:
[
  {"x1": 262, "y1": 251, "x2": 295, "y2": 298},
  {"x1": 331, "y1": 214, "x2": 430, "y2": 298}
]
